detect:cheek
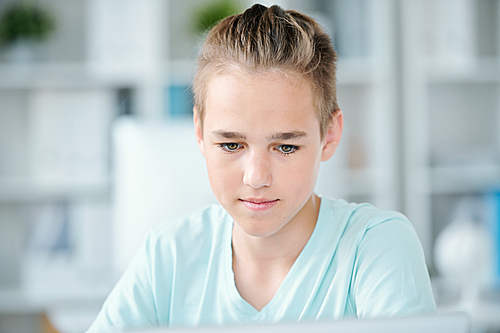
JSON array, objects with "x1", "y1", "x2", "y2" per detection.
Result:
[
  {"x1": 276, "y1": 154, "x2": 320, "y2": 190},
  {"x1": 204, "y1": 152, "x2": 241, "y2": 195}
]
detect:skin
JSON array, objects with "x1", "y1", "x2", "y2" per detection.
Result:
[{"x1": 194, "y1": 70, "x2": 343, "y2": 311}]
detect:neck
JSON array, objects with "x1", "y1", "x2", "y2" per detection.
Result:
[{"x1": 231, "y1": 194, "x2": 321, "y2": 311}]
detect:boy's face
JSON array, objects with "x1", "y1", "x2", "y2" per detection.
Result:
[{"x1": 194, "y1": 71, "x2": 342, "y2": 238}]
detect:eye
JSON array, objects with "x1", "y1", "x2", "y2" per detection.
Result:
[
  {"x1": 218, "y1": 142, "x2": 243, "y2": 153},
  {"x1": 276, "y1": 144, "x2": 299, "y2": 155}
]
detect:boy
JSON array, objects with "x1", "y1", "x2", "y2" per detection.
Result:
[{"x1": 87, "y1": 4, "x2": 435, "y2": 332}]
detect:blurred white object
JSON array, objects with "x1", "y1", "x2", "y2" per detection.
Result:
[
  {"x1": 112, "y1": 117, "x2": 217, "y2": 275},
  {"x1": 434, "y1": 197, "x2": 493, "y2": 308},
  {"x1": 5, "y1": 39, "x2": 38, "y2": 63},
  {"x1": 86, "y1": 0, "x2": 162, "y2": 76},
  {"x1": 28, "y1": 89, "x2": 114, "y2": 185}
]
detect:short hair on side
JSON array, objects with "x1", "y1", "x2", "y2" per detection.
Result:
[{"x1": 192, "y1": 4, "x2": 338, "y2": 139}]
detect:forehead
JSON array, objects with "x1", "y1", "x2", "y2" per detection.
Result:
[{"x1": 203, "y1": 70, "x2": 320, "y2": 136}]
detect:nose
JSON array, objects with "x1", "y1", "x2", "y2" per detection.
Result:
[{"x1": 243, "y1": 151, "x2": 272, "y2": 189}]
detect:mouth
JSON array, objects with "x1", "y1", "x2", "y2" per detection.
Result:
[{"x1": 239, "y1": 198, "x2": 279, "y2": 212}]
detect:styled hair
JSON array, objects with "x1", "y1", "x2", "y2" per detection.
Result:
[{"x1": 192, "y1": 4, "x2": 338, "y2": 139}]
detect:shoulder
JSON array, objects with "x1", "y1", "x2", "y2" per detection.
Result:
[
  {"x1": 145, "y1": 204, "x2": 230, "y2": 259},
  {"x1": 322, "y1": 196, "x2": 411, "y2": 226},
  {"x1": 321, "y1": 198, "x2": 426, "y2": 269},
  {"x1": 320, "y1": 197, "x2": 418, "y2": 249},
  {"x1": 151, "y1": 204, "x2": 228, "y2": 238},
  {"x1": 318, "y1": 199, "x2": 436, "y2": 316}
]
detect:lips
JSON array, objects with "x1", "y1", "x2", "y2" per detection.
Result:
[{"x1": 239, "y1": 198, "x2": 279, "y2": 211}]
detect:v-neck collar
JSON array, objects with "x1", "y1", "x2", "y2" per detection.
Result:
[{"x1": 222, "y1": 197, "x2": 331, "y2": 322}]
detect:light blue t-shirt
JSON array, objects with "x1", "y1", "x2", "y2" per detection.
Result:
[{"x1": 87, "y1": 197, "x2": 436, "y2": 332}]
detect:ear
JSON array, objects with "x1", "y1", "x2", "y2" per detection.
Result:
[
  {"x1": 321, "y1": 110, "x2": 343, "y2": 162},
  {"x1": 193, "y1": 107, "x2": 205, "y2": 156}
]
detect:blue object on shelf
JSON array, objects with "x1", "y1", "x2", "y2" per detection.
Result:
[
  {"x1": 485, "y1": 190, "x2": 500, "y2": 287},
  {"x1": 167, "y1": 84, "x2": 194, "y2": 118}
]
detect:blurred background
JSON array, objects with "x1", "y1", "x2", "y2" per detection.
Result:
[{"x1": 0, "y1": 0, "x2": 499, "y2": 332}]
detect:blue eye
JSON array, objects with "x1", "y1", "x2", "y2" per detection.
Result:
[
  {"x1": 219, "y1": 143, "x2": 242, "y2": 152},
  {"x1": 276, "y1": 145, "x2": 299, "y2": 155}
]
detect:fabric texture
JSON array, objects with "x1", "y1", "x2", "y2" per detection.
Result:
[{"x1": 86, "y1": 197, "x2": 436, "y2": 332}]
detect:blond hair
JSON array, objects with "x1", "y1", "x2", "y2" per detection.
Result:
[{"x1": 192, "y1": 4, "x2": 338, "y2": 139}]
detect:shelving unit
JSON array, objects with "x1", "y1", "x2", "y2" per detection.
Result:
[
  {"x1": 0, "y1": 177, "x2": 111, "y2": 203},
  {"x1": 0, "y1": 63, "x2": 146, "y2": 89},
  {"x1": 0, "y1": 1, "x2": 166, "y2": 332},
  {"x1": 401, "y1": 0, "x2": 500, "y2": 256},
  {"x1": 401, "y1": 0, "x2": 500, "y2": 330}
]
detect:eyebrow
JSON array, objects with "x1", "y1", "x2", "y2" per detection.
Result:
[
  {"x1": 267, "y1": 130, "x2": 308, "y2": 141},
  {"x1": 210, "y1": 130, "x2": 307, "y2": 141},
  {"x1": 210, "y1": 130, "x2": 247, "y2": 140}
]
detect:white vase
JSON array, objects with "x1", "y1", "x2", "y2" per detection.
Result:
[
  {"x1": 4, "y1": 39, "x2": 39, "y2": 63},
  {"x1": 434, "y1": 217, "x2": 493, "y2": 307}
]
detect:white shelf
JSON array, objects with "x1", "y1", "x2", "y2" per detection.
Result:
[
  {"x1": 0, "y1": 62, "x2": 147, "y2": 89},
  {"x1": 0, "y1": 59, "x2": 387, "y2": 89},
  {"x1": 0, "y1": 288, "x2": 43, "y2": 314},
  {"x1": 0, "y1": 177, "x2": 111, "y2": 202},
  {"x1": 430, "y1": 164, "x2": 500, "y2": 195},
  {"x1": 0, "y1": 287, "x2": 108, "y2": 315},
  {"x1": 426, "y1": 58, "x2": 500, "y2": 84}
]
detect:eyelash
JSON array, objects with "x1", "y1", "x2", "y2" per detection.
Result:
[
  {"x1": 276, "y1": 145, "x2": 299, "y2": 155},
  {"x1": 218, "y1": 143, "x2": 243, "y2": 153},
  {"x1": 217, "y1": 143, "x2": 299, "y2": 156}
]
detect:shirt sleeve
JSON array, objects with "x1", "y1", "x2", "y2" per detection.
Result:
[
  {"x1": 350, "y1": 217, "x2": 437, "y2": 318},
  {"x1": 86, "y1": 232, "x2": 160, "y2": 333}
]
